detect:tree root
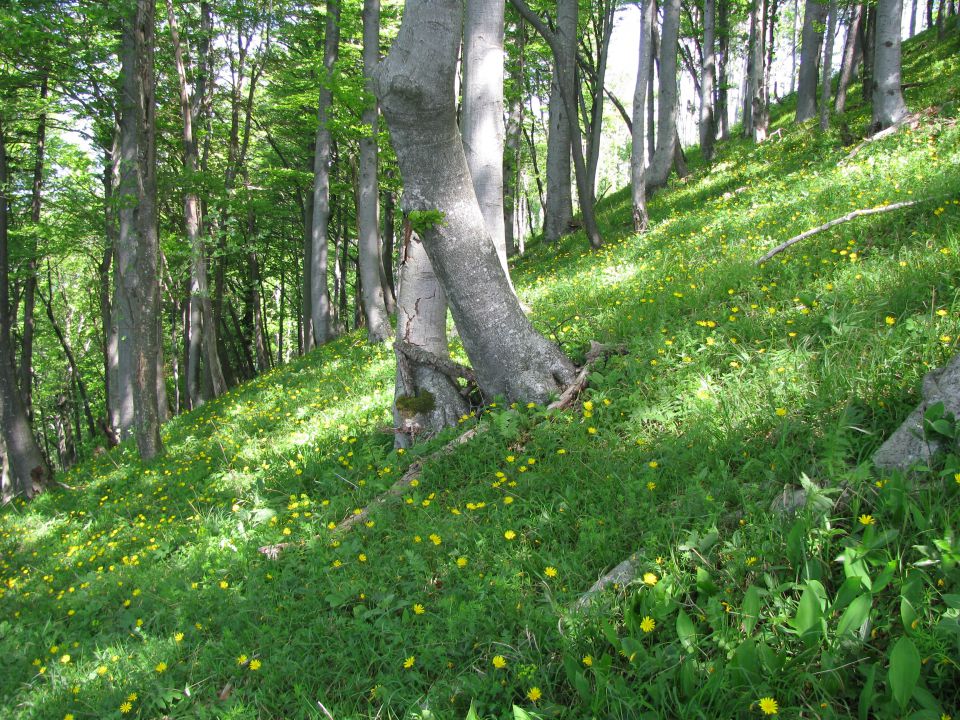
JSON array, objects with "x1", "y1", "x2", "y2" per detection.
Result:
[{"x1": 257, "y1": 341, "x2": 622, "y2": 558}]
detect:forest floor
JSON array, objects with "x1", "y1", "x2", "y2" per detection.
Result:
[{"x1": 2, "y1": 26, "x2": 960, "y2": 720}]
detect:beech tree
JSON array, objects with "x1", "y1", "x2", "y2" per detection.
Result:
[
  {"x1": 647, "y1": 0, "x2": 682, "y2": 190},
  {"x1": 700, "y1": 0, "x2": 717, "y2": 162},
  {"x1": 374, "y1": 0, "x2": 576, "y2": 403},
  {"x1": 871, "y1": 0, "x2": 909, "y2": 131},
  {"x1": 631, "y1": 0, "x2": 654, "y2": 231},
  {"x1": 796, "y1": 0, "x2": 827, "y2": 122}
]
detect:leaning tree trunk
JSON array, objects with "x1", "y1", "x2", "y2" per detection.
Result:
[
  {"x1": 393, "y1": 227, "x2": 469, "y2": 448},
  {"x1": 819, "y1": 0, "x2": 838, "y2": 129},
  {"x1": 357, "y1": 0, "x2": 393, "y2": 343},
  {"x1": 462, "y1": 0, "x2": 510, "y2": 278},
  {"x1": 310, "y1": 1, "x2": 340, "y2": 348},
  {"x1": 541, "y1": 0, "x2": 576, "y2": 243},
  {"x1": 796, "y1": 0, "x2": 828, "y2": 122},
  {"x1": 117, "y1": 0, "x2": 163, "y2": 460},
  {"x1": 871, "y1": 0, "x2": 908, "y2": 132},
  {"x1": 632, "y1": 0, "x2": 654, "y2": 232},
  {"x1": 374, "y1": 0, "x2": 576, "y2": 403},
  {"x1": 700, "y1": 0, "x2": 717, "y2": 162},
  {"x1": 647, "y1": 0, "x2": 682, "y2": 189},
  {"x1": 834, "y1": 4, "x2": 864, "y2": 114},
  {"x1": 0, "y1": 117, "x2": 50, "y2": 500}
]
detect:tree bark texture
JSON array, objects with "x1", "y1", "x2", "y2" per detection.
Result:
[
  {"x1": 700, "y1": 0, "x2": 717, "y2": 162},
  {"x1": 541, "y1": 0, "x2": 575, "y2": 243},
  {"x1": 374, "y1": 0, "x2": 576, "y2": 403},
  {"x1": 0, "y1": 116, "x2": 51, "y2": 500},
  {"x1": 834, "y1": 4, "x2": 864, "y2": 114},
  {"x1": 358, "y1": 0, "x2": 393, "y2": 343},
  {"x1": 117, "y1": 0, "x2": 163, "y2": 459},
  {"x1": 632, "y1": 0, "x2": 654, "y2": 232},
  {"x1": 796, "y1": 0, "x2": 827, "y2": 122},
  {"x1": 871, "y1": 0, "x2": 909, "y2": 131},
  {"x1": 819, "y1": 0, "x2": 838, "y2": 129},
  {"x1": 647, "y1": 0, "x2": 682, "y2": 189},
  {"x1": 310, "y1": 1, "x2": 340, "y2": 348},
  {"x1": 462, "y1": 0, "x2": 509, "y2": 277}
]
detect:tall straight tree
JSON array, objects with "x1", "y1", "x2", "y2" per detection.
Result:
[
  {"x1": 309, "y1": 0, "x2": 340, "y2": 348},
  {"x1": 117, "y1": 0, "x2": 163, "y2": 459},
  {"x1": 358, "y1": 0, "x2": 392, "y2": 342},
  {"x1": 700, "y1": 0, "x2": 717, "y2": 162},
  {"x1": 871, "y1": 0, "x2": 908, "y2": 131},
  {"x1": 751, "y1": 0, "x2": 770, "y2": 141},
  {"x1": 796, "y1": 0, "x2": 828, "y2": 121},
  {"x1": 166, "y1": 0, "x2": 226, "y2": 408},
  {"x1": 834, "y1": 4, "x2": 864, "y2": 113},
  {"x1": 631, "y1": 0, "x2": 654, "y2": 231},
  {"x1": 647, "y1": 0, "x2": 682, "y2": 189},
  {"x1": 375, "y1": 0, "x2": 577, "y2": 402},
  {"x1": 0, "y1": 115, "x2": 51, "y2": 500},
  {"x1": 462, "y1": 0, "x2": 509, "y2": 277},
  {"x1": 819, "y1": 0, "x2": 838, "y2": 129}
]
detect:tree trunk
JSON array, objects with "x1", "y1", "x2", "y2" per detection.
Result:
[
  {"x1": 910, "y1": 0, "x2": 918, "y2": 34},
  {"x1": 503, "y1": 26, "x2": 523, "y2": 257},
  {"x1": 462, "y1": 0, "x2": 509, "y2": 277},
  {"x1": 819, "y1": 0, "x2": 838, "y2": 129},
  {"x1": 583, "y1": 1, "x2": 614, "y2": 205},
  {"x1": 861, "y1": 7, "x2": 876, "y2": 101},
  {"x1": 55, "y1": 393, "x2": 77, "y2": 470},
  {"x1": 796, "y1": 0, "x2": 827, "y2": 122},
  {"x1": 790, "y1": 0, "x2": 799, "y2": 94},
  {"x1": 700, "y1": 0, "x2": 717, "y2": 161},
  {"x1": 393, "y1": 227, "x2": 468, "y2": 448},
  {"x1": 374, "y1": 0, "x2": 576, "y2": 403},
  {"x1": 648, "y1": 0, "x2": 682, "y2": 189},
  {"x1": 301, "y1": 183, "x2": 313, "y2": 351},
  {"x1": 541, "y1": 0, "x2": 575, "y2": 243},
  {"x1": 872, "y1": 0, "x2": 908, "y2": 131},
  {"x1": 0, "y1": 116, "x2": 50, "y2": 500},
  {"x1": 632, "y1": 0, "x2": 655, "y2": 231},
  {"x1": 18, "y1": 74, "x2": 48, "y2": 424},
  {"x1": 834, "y1": 4, "x2": 864, "y2": 113},
  {"x1": 117, "y1": 0, "x2": 163, "y2": 459},
  {"x1": 310, "y1": 0, "x2": 340, "y2": 347},
  {"x1": 717, "y1": 0, "x2": 730, "y2": 138},
  {"x1": 358, "y1": 0, "x2": 393, "y2": 343}
]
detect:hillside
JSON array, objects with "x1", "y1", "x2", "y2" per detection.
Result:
[{"x1": 2, "y1": 26, "x2": 959, "y2": 720}]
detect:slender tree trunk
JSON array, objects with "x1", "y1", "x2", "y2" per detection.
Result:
[
  {"x1": 648, "y1": 0, "x2": 682, "y2": 189},
  {"x1": 375, "y1": 0, "x2": 576, "y2": 403},
  {"x1": 301, "y1": 184, "x2": 313, "y2": 351},
  {"x1": 835, "y1": 4, "x2": 864, "y2": 113},
  {"x1": 910, "y1": 0, "x2": 919, "y2": 34},
  {"x1": 503, "y1": 24, "x2": 523, "y2": 257},
  {"x1": 700, "y1": 0, "x2": 717, "y2": 161},
  {"x1": 55, "y1": 393, "x2": 77, "y2": 470},
  {"x1": 358, "y1": 0, "x2": 392, "y2": 343},
  {"x1": 819, "y1": 0, "x2": 838, "y2": 129},
  {"x1": 0, "y1": 116, "x2": 51, "y2": 500},
  {"x1": 632, "y1": 0, "x2": 655, "y2": 231},
  {"x1": 790, "y1": 0, "x2": 799, "y2": 94},
  {"x1": 310, "y1": 1, "x2": 340, "y2": 347},
  {"x1": 117, "y1": 0, "x2": 163, "y2": 459},
  {"x1": 541, "y1": 0, "x2": 575, "y2": 243},
  {"x1": 463, "y1": 0, "x2": 509, "y2": 276},
  {"x1": 717, "y1": 0, "x2": 730, "y2": 137},
  {"x1": 872, "y1": 0, "x2": 908, "y2": 131},
  {"x1": 796, "y1": 0, "x2": 828, "y2": 122},
  {"x1": 382, "y1": 185, "x2": 397, "y2": 296},
  {"x1": 584, "y1": 1, "x2": 614, "y2": 204},
  {"x1": 647, "y1": 23, "x2": 657, "y2": 155}
]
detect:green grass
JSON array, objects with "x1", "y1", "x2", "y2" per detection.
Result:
[{"x1": 3, "y1": 26, "x2": 960, "y2": 720}]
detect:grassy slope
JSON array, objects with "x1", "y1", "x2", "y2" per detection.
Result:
[{"x1": 2, "y1": 27, "x2": 959, "y2": 720}]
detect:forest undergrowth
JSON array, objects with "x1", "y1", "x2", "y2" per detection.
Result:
[{"x1": 2, "y1": 26, "x2": 960, "y2": 720}]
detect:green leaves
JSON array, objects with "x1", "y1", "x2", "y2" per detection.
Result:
[{"x1": 888, "y1": 636, "x2": 921, "y2": 712}]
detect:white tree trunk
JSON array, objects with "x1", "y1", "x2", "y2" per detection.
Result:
[
  {"x1": 631, "y1": 0, "x2": 654, "y2": 231},
  {"x1": 462, "y1": 0, "x2": 509, "y2": 278},
  {"x1": 375, "y1": 0, "x2": 576, "y2": 402},
  {"x1": 358, "y1": 0, "x2": 393, "y2": 342},
  {"x1": 647, "y1": 0, "x2": 681, "y2": 189},
  {"x1": 700, "y1": 0, "x2": 717, "y2": 162},
  {"x1": 871, "y1": 0, "x2": 908, "y2": 131}
]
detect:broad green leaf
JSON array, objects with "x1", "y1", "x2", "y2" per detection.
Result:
[
  {"x1": 465, "y1": 702, "x2": 480, "y2": 720},
  {"x1": 859, "y1": 663, "x2": 877, "y2": 720},
  {"x1": 676, "y1": 608, "x2": 696, "y2": 652},
  {"x1": 742, "y1": 585, "x2": 762, "y2": 635},
  {"x1": 792, "y1": 585, "x2": 822, "y2": 636},
  {"x1": 836, "y1": 594, "x2": 872, "y2": 638},
  {"x1": 889, "y1": 636, "x2": 921, "y2": 711}
]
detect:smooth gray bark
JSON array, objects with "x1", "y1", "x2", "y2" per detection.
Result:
[
  {"x1": 374, "y1": 0, "x2": 576, "y2": 403},
  {"x1": 310, "y1": 1, "x2": 340, "y2": 348},
  {"x1": 503, "y1": 27, "x2": 523, "y2": 257},
  {"x1": 358, "y1": 0, "x2": 393, "y2": 343},
  {"x1": 871, "y1": 0, "x2": 908, "y2": 131},
  {"x1": 117, "y1": 0, "x2": 163, "y2": 459},
  {"x1": 541, "y1": 0, "x2": 575, "y2": 243},
  {"x1": 796, "y1": 0, "x2": 827, "y2": 122},
  {"x1": 819, "y1": 0, "x2": 838, "y2": 129},
  {"x1": 583, "y1": 1, "x2": 614, "y2": 204},
  {"x1": 631, "y1": 0, "x2": 654, "y2": 232},
  {"x1": 647, "y1": 0, "x2": 682, "y2": 189},
  {"x1": 462, "y1": 0, "x2": 509, "y2": 277},
  {"x1": 393, "y1": 229, "x2": 468, "y2": 447},
  {"x1": 700, "y1": 0, "x2": 717, "y2": 162},
  {"x1": 0, "y1": 116, "x2": 50, "y2": 500},
  {"x1": 909, "y1": 0, "x2": 918, "y2": 34},
  {"x1": 752, "y1": 0, "x2": 769, "y2": 142},
  {"x1": 834, "y1": 4, "x2": 864, "y2": 114}
]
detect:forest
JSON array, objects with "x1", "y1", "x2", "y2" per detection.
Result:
[{"x1": 1, "y1": 0, "x2": 959, "y2": 717}]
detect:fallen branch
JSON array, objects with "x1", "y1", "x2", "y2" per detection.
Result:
[
  {"x1": 756, "y1": 198, "x2": 934, "y2": 265},
  {"x1": 841, "y1": 109, "x2": 927, "y2": 163},
  {"x1": 395, "y1": 339, "x2": 477, "y2": 385},
  {"x1": 573, "y1": 553, "x2": 641, "y2": 610},
  {"x1": 259, "y1": 342, "x2": 621, "y2": 557}
]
